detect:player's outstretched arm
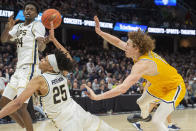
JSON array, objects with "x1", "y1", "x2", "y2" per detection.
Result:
[
  {"x1": 85, "y1": 60, "x2": 150, "y2": 100},
  {"x1": 0, "y1": 76, "x2": 43, "y2": 119},
  {"x1": 94, "y1": 16, "x2": 127, "y2": 51},
  {"x1": 1, "y1": 15, "x2": 19, "y2": 43},
  {"x1": 49, "y1": 22, "x2": 72, "y2": 60}
]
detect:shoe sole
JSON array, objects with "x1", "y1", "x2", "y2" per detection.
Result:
[
  {"x1": 127, "y1": 117, "x2": 142, "y2": 123},
  {"x1": 127, "y1": 114, "x2": 152, "y2": 123}
]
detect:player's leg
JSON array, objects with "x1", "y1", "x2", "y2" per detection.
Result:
[
  {"x1": 1, "y1": 79, "x2": 25, "y2": 128},
  {"x1": 167, "y1": 113, "x2": 181, "y2": 130},
  {"x1": 131, "y1": 102, "x2": 157, "y2": 131},
  {"x1": 151, "y1": 102, "x2": 173, "y2": 131},
  {"x1": 15, "y1": 65, "x2": 37, "y2": 131},
  {"x1": 17, "y1": 88, "x2": 33, "y2": 131},
  {"x1": 69, "y1": 99, "x2": 118, "y2": 131},
  {"x1": 127, "y1": 91, "x2": 156, "y2": 123},
  {"x1": 137, "y1": 91, "x2": 157, "y2": 118},
  {"x1": 0, "y1": 69, "x2": 25, "y2": 128},
  {"x1": 17, "y1": 103, "x2": 33, "y2": 131}
]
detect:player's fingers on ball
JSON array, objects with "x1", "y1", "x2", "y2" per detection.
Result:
[{"x1": 50, "y1": 21, "x2": 54, "y2": 28}]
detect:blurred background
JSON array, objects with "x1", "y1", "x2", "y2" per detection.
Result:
[{"x1": 0, "y1": 0, "x2": 196, "y2": 122}]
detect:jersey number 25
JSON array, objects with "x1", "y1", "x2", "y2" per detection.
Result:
[{"x1": 53, "y1": 84, "x2": 67, "y2": 104}]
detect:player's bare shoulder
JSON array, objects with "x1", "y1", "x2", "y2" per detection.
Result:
[
  {"x1": 138, "y1": 59, "x2": 155, "y2": 66},
  {"x1": 29, "y1": 75, "x2": 48, "y2": 94},
  {"x1": 134, "y1": 59, "x2": 152, "y2": 68},
  {"x1": 30, "y1": 75, "x2": 46, "y2": 86},
  {"x1": 137, "y1": 59, "x2": 157, "y2": 75}
]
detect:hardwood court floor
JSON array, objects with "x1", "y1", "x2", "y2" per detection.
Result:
[{"x1": 0, "y1": 108, "x2": 195, "y2": 131}]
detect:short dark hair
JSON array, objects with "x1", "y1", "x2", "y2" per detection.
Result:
[
  {"x1": 24, "y1": 1, "x2": 40, "y2": 14},
  {"x1": 55, "y1": 49, "x2": 75, "y2": 72}
]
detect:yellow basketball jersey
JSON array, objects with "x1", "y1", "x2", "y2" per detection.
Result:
[{"x1": 137, "y1": 51, "x2": 186, "y2": 107}]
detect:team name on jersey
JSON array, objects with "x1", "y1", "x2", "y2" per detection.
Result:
[{"x1": 51, "y1": 77, "x2": 64, "y2": 85}]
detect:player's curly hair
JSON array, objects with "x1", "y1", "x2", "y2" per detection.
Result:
[
  {"x1": 24, "y1": 1, "x2": 40, "y2": 14},
  {"x1": 128, "y1": 30, "x2": 155, "y2": 55},
  {"x1": 55, "y1": 49, "x2": 75, "y2": 72}
]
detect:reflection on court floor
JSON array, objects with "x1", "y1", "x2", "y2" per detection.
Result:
[{"x1": 0, "y1": 109, "x2": 195, "y2": 131}]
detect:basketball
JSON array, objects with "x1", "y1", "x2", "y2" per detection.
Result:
[{"x1": 41, "y1": 9, "x2": 62, "y2": 29}]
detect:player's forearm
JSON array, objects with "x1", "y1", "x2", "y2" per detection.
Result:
[
  {"x1": 0, "y1": 100, "x2": 22, "y2": 119},
  {"x1": 36, "y1": 37, "x2": 47, "y2": 52},
  {"x1": 52, "y1": 38, "x2": 72, "y2": 60},
  {"x1": 97, "y1": 31, "x2": 125, "y2": 51},
  {"x1": 1, "y1": 27, "x2": 11, "y2": 43},
  {"x1": 38, "y1": 42, "x2": 46, "y2": 52},
  {"x1": 96, "y1": 84, "x2": 127, "y2": 100}
]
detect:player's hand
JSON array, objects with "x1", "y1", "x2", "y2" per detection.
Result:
[
  {"x1": 49, "y1": 22, "x2": 55, "y2": 41},
  {"x1": 83, "y1": 84, "x2": 99, "y2": 100},
  {"x1": 94, "y1": 16, "x2": 101, "y2": 34},
  {"x1": 43, "y1": 36, "x2": 50, "y2": 44},
  {"x1": 36, "y1": 37, "x2": 46, "y2": 44},
  {"x1": 5, "y1": 15, "x2": 19, "y2": 30}
]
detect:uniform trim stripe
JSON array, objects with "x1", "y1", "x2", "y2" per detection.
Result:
[
  {"x1": 146, "y1": 90, "x2": 174, "y2": 104},
  {"x1": 139, "y1": 59, "x2": 159, "y2": 76},
  {"x1": 174, "y1": 86, "x2": 181, "y2": 101},
  {"x1": 29, "y1": 40, "x2": 37, "y2": 80},
  {"x1": 34, "y1": 41, "x2": 37, "y2": 64},
  {"x1": 147, "y1": 84, "x2": 182, "y2": 110},
  {"x1": 39, "y1": 97, "x2": 43, "y2": 107},
  {"x1": 173, "y1": 85, "x2": 181, "y2": 110},
  {"x1": 39, "y1": 97, "x2": 49, "y2": 119},
  {"x1": 29, "y1": 64, "x2": 35, "y2": 80},
  {"x1": 146, "y1": 90, "x2": 175, "y2": 110}
]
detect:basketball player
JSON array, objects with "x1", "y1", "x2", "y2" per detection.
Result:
[
  {"x1": 132, "y1": 82, "x2": 180, "y2": 131},
  {"x1": 0, "y1": 23, "x2": 118, "y2": 131},
  {"x1": 0, "y1": 2, "x2": 48, "y2": 131},
  {"x1": 85, "y1": 16, "x2": 186, "y2": 131},
  {"x1": 132, "y1": 103, "x2": 180, "y2": 131}
]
